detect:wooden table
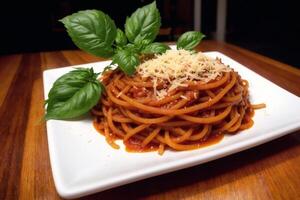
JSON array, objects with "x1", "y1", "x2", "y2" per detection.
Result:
[{"x1": 1, "y1": 40, "x2": 300, "y2": 200}]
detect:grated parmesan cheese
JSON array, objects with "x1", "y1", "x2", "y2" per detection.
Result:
[{"x1": 136, "y1": 49, "x2": 231, "y2": 99}]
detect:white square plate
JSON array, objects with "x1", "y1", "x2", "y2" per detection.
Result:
[{"x1": 43, "y1": 50, "x2": 300, "y2": 199}]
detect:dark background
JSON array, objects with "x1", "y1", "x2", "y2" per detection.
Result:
[{"x1": 1, "y1": 0, "x2": 299, "y2": 68}]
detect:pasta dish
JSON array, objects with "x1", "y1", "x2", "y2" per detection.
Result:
[{"x1": 92, "y1": 49, "x2": 265, "y2": 154}]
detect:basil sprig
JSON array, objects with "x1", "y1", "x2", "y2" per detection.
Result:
[
  {"x1": 60, "y1": 1, "x2": 172, "y2": 75},
  {"x1": 46, "y1": 1, "x2": 205, "y2": 120},
  {"x1": 45, "y1": 68, "x2": 102, "y2": 120}
]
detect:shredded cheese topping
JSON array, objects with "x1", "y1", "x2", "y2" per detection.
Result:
[{"x1": 136, "y1": 49, "x2": 231, "y2": 99}]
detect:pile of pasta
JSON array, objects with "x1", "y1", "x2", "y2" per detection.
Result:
[{"x1": 92, "y1": 56, "x2": 264, "y2": 154}]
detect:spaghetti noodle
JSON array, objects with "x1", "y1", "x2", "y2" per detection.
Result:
[{"x1": 92, "y1": 50, "x2": 265, "y2": 154}]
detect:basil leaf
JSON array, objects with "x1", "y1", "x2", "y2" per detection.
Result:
[
  {"x1": 113, "y1": 50, "x2": 140, "y2": 75},
  {"x1": 60, "y1": 10, "x2": 117, "y2": 58},
  {"x1": 115, "y1": 29, "x2": 127, "y2": 47},
  {"x1": 124, "y1": 43, "x2": 139, "y2": 54},
  {"x1": 176, "y1": 31, "x2": 205, "y2": 50},
  {"x1": 51, "y1": 68, "x2": 94, "y2": 87},
  {"x1": 141, "y1": 42, "x2": 170, "y2": 54},
  {"x1": 45, "y1": 68, "x2": 101, "y2": 120},
  {"x1": 125, "y1": 1, "x2": 161, "y2": 45}
]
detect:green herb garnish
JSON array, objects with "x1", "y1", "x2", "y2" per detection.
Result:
[
  {"x1": 112, "y1": 50, "x2": 140, "y2": 76},
  {"x1": 45, "y1": 1, "x2": 205, "y2": 120},
  {"x1": 45, "y1": 68, "x2": 102, "y2": 120},
  {"x1": 59, "y1": 10, "x2": 117, "y2": 58},
  {"x1": 124, "y1": 1, "x2": 160, "y2": 46},
  {"x1": 176, "y1": 31, "x2": 205, "y2": 50}
]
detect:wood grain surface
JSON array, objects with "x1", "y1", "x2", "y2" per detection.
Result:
[{"x1": 0, "y1": 40, "x2": 299, "y2": 200}]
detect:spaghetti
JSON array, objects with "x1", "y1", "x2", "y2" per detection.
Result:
[{"x1": 92, "y1": 50, "x2": 265, "y2": 154}]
